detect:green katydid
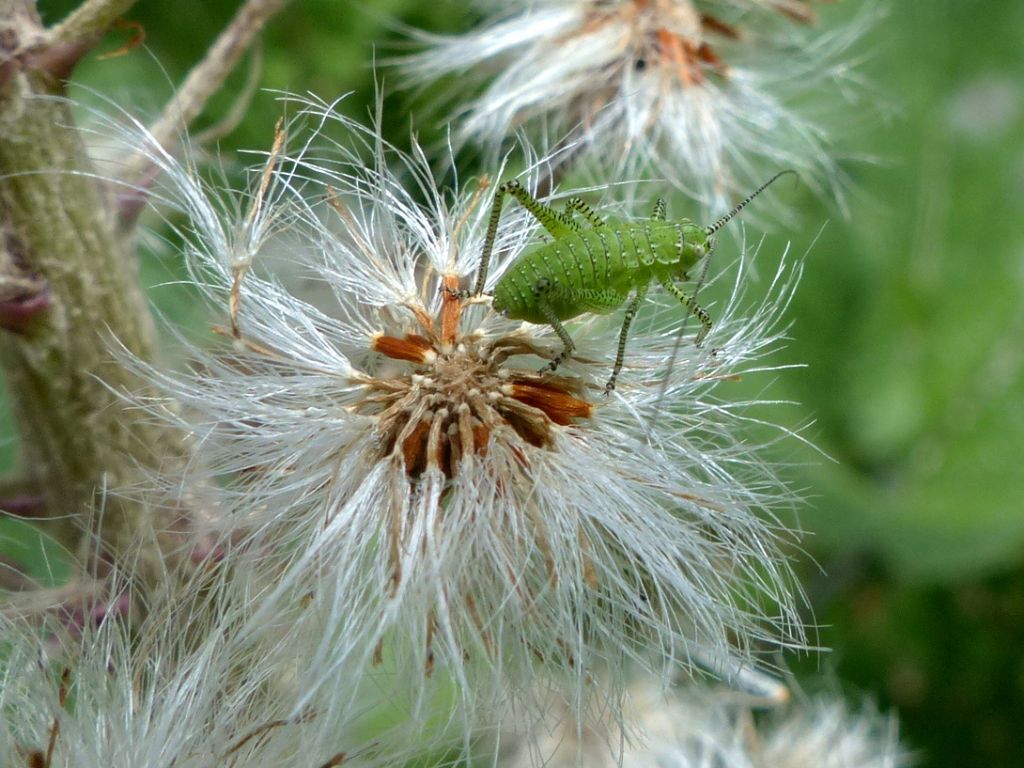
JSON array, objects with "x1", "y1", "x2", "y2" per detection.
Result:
[{"x1": 470, "y1": 171, "x2": 794, "y2": 392}]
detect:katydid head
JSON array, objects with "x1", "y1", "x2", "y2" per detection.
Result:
[
  {"x1": 705, "y1": 170, "x2": 796, "y2": 237},
  {"x1": 666, "y1": 222, "x2": 713, "y2": 277},
  {"x1": 692, "y1": 231, "x2": 715, "y2": 260}
]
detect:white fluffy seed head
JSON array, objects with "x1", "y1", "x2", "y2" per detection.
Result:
[
  {"x1": 760, "y1": 697, "x2": 910, "y2": 768},
  {"x1": 400, "y1": 0, "x2": 874, "y2": 214},
  {"x1": 499, "y1": 676, "x2": 908, "y2": 768},
  {"x1": 0, "y1": 582, "x2": 391, "y2": 767},
  {"x1": 111, "y1": 93, "x2": 811, "y2": 736}
]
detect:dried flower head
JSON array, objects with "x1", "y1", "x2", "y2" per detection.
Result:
[
  {"x1": 115, "y1": 94, "x2": 808, "y2": 730},
  {"x1": 0, "y1": 584, "x2": 382, "y2": 768},
  {"x1": 499, "y1": 675, "x2": 908, "y2": 768},
  {"x1": 402, "y1": 0, "x2": 870, "y2": 211},
  {"x1": 759, "y1": 697, "x2": 910, "y2": 768}
]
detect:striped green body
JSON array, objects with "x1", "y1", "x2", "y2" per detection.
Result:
[{"x1": 492, "y1": 220, "x2": 709, "y2": 324}]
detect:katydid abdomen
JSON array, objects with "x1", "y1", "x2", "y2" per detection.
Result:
[{"x1": 492, "y1": 221, "x2": 704, "y2": 324}]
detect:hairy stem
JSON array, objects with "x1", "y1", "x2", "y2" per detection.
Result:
[
  {"x1": 45, "y1": 0, "x2": 137, "y2": 47},
  {"x1": 0, "y1": 0, "x2": 176, "y2": 577}
]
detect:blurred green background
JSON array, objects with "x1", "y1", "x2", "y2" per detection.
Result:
[{"x1": 3, "y1": 1, "x2": 1023, "y2": 765}]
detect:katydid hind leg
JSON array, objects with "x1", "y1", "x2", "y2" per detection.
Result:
[
  {"x1": 565, "y1": 197, "x2": 604, "y2": 228},
  {"x1": 503, "y1": 180, "x2": 578, "y2": 238},
  {"x1": 473, "y1": 180, "x2": 576, "y2": 297},
  {"x1": 471, "y1": 180, "x2": 508, "y2": 296}
]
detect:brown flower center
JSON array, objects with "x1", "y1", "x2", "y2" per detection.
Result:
[
  {"x1": 581, "y1": 0, "x2": 822, "y2": 87},
  {"x1": 359, "y1": 275, "x2": 592, "y2": 479}
]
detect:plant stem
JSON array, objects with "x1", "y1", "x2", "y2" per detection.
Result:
[{"x1": 0, "y1": 0, "x2": 175, "y2": 576}]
